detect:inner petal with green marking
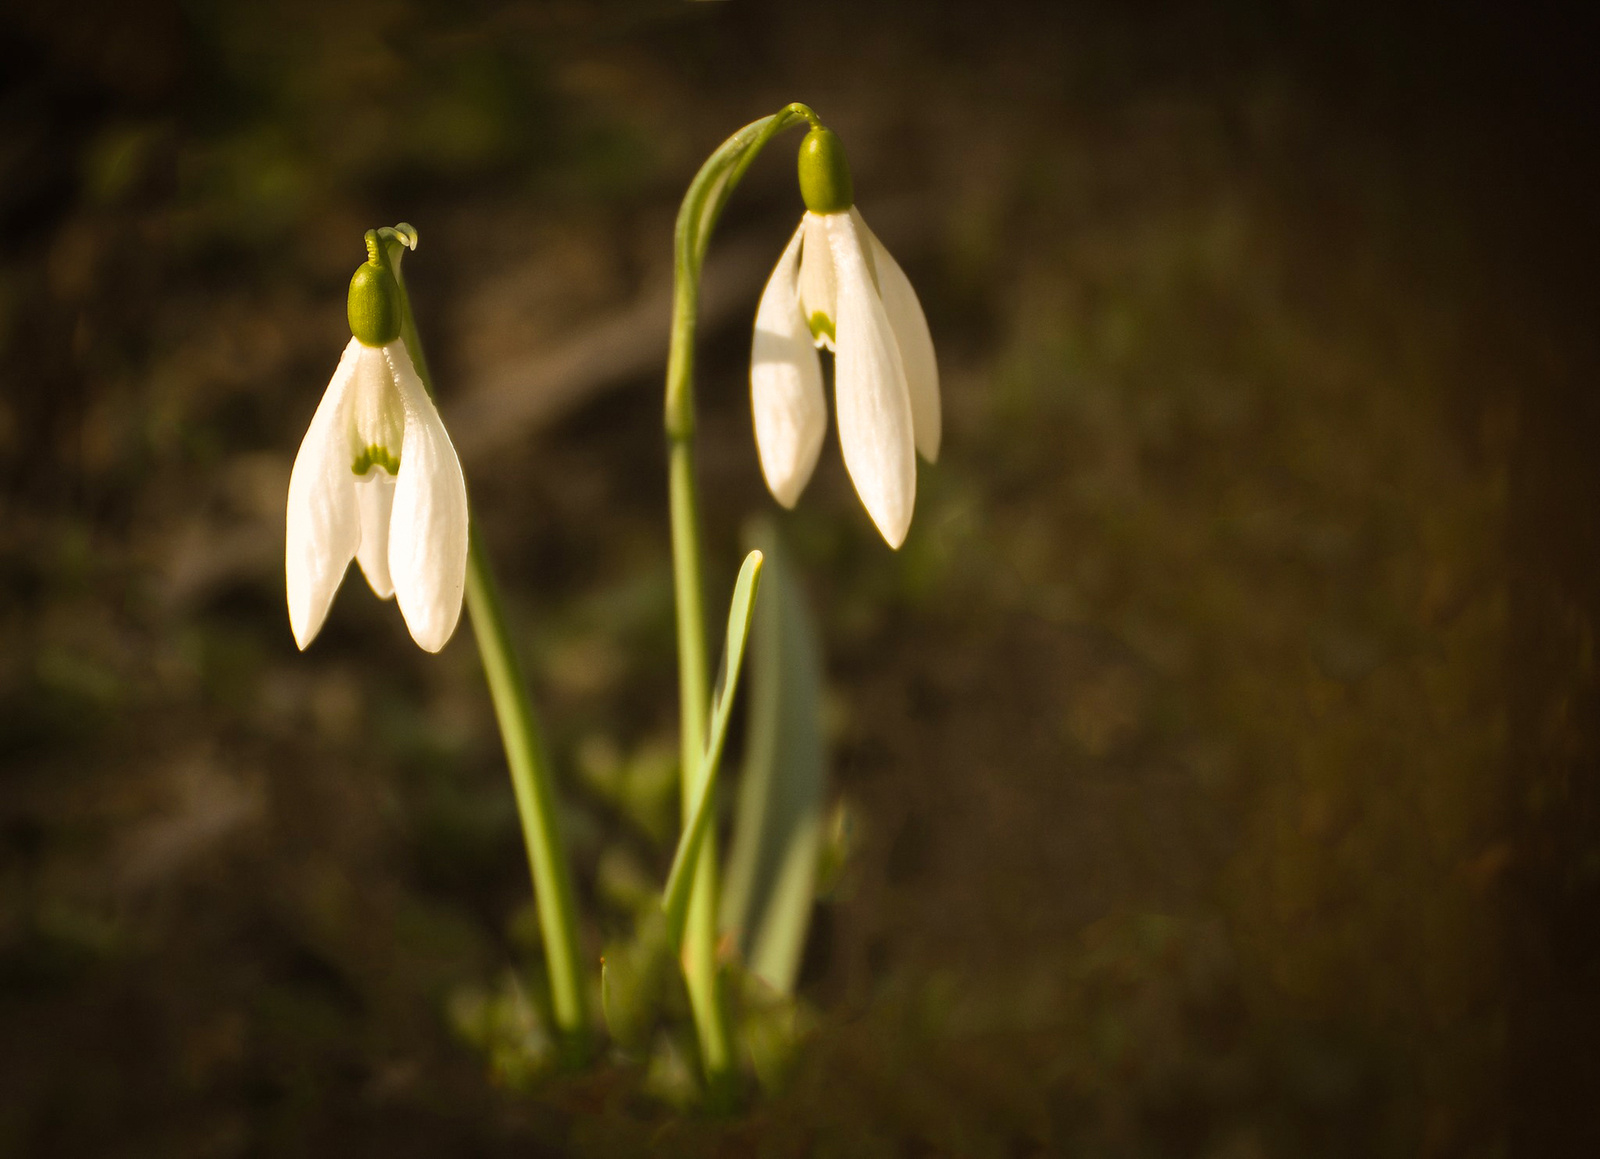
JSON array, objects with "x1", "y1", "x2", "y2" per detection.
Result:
[
  {"x1": 346, "y1": 346, "x2": 407, "y2": 477},
  {"x1": 807, "y1": 310, "x2": 837, "y2": 346},
  {"x1": 351, "y1": 444, "x2": 400, "y2": 476},
  {"x1": 797, "y1": 212, "x2": 838, "y2": 351}
]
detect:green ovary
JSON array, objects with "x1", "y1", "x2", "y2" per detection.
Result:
[{"x1": 352, "y1": 445, "x2": 400, "y2": 476}]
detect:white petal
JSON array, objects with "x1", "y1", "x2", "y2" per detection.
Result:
[
  {"x1": 285, "y1": 338, "x2": 364, "y2": 649},
  {"x1": 853, "y1": 208, "x2": 940, "y2": 462},
  {"x1": 354, "y1": 473, "x2": 397, "y2": 599},
  {"x1": 751, "y1": 220, "x2": 827, "y2": 507},
  {"x1": 348, "y1": 344, "x2": 406, "y2": 468},
  {"x1": 827, "y1": 212, "x2": 916, "y2": 549},
  {"x1": 384, "y1": 342, "x2": 469, "y2": 653},
  {"x1": 797, "y1": 211, "x2": 838, "y2": 350}
]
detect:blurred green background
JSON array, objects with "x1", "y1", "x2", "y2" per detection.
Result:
[{"x1": 3, "y1": 1, "x2": 1597, "y2": 1155}]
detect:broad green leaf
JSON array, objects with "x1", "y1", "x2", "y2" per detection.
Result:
[
  {"x1": 718, "y1": 518, "x2": 828, "y2": 994},
  {"x1": 662, "y1": 550, "x2": 765, "y2": 946}
]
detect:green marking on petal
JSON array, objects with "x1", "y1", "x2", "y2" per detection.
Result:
[
  {"x1": 352, "y1": 445, "x2": 400, "y2": 476},
  {"x1": 808, "y1": 311, "x2": 836, "y2": 346}
]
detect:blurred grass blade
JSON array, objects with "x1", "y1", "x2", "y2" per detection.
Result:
[
  {"x1": 663, "y1": 550, "x2": 765, "y2": 946},
  {"x1": 719, "y1": 518, "x2": 827, "y2": 994}
]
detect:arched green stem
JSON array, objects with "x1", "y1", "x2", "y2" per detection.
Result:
[
  {"x1": 663, "y1": 103, "x2": 819, "y2": 439},
  {"x1": 374, "y1": 225, "x2": 591, "y2": 1064},
  {"x1": 662, "y1": 103, "x2": 817, "y2": 1097}
]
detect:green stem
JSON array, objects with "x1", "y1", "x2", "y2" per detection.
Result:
[
  {"x1": 377, "y1": 227, "x2": 590, "y2": 1059},
  {"x1": 463, "y1": 529, "x2": 589, "y2": 1061},
  {"x1": 663, "y1": 103, "x2": 817, "y2": 1095},
  {"x1": 669, "y1": 437, "x2": 732, "y2": 1087},
  {"x1": 664, "y1": 102, "x2": 819, "y2": 438}
]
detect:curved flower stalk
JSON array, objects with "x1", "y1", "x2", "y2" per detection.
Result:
[
  {"x1": 751, "y1": 127, "x2": 940, "y2": 548},
  {"x1": 659, "y1": 104, "x2": 938, "y2": 1102},
  {"x1": 659, "y1": 103, "x2": 823, "y2": 1099},
  {"x1": 286, "y1": 226, "x2": 590, "y2": 1062},
  {"x1": 286, "y1": 243, "x2": 469, "y2": 652}
]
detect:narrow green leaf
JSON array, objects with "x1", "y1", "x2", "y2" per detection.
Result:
[
  {"x1": 719, "y1": 518, "x2": 828, "y2": 994},
  {"x1": 662, "y1": 550, "x2": 765, "y2": 946}
]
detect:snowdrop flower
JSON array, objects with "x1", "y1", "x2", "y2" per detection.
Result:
[
  {"x1": 285, "y1": 250, "x2": 469, "y2": 652},
  {"x1": 750, "y1": 126, "x2": 939, "y2": 549}
]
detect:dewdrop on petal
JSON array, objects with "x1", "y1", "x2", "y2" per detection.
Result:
[
  {"x1": 285, "y1": 238, "x2": 469, "y2": 652},
  {"x1": 749, "y1": 125, "x2": 940, "y2": 549}
]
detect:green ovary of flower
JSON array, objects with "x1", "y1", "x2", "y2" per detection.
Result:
[
  {"x1": 797, "y1": 127, "x2": 854, "y2": 215},
  {"x1": 348, "y1": 261, "x2": 402, "y2": 347}
]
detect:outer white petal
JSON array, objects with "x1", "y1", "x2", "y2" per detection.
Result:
[
  {"x1": 827, "y1": 212, "x2": 916, "y2": 549},
  {"x1": 354, "y1": 473, "x2": 397, "y2": 599},
  {"x1": 751, "y1": 220, "x2": 827, "y2": 507},
  {"x1": 796, "y1": 211, "x2": 838, "y2": 350},
  {"x1": 383, "y1": 342, "x2": 469, "y2": 653},
  {"x1": 853, "y1": 208, "x2": 940, "y2": 462},
  {"x1": 286, "y1": 338, "x2": 364, "y2": 649}
]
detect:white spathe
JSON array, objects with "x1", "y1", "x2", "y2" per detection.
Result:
[
  {"x1": 749, "y1": 207, "x2": 939, "y2": 549},
  {"x1": 286, "y1": 337, "x2": 469, "y2": 653}
]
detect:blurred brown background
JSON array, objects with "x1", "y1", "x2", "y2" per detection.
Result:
[{"x1": 2, "y1": 1, "x2": 1597, "y2": 1155}]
